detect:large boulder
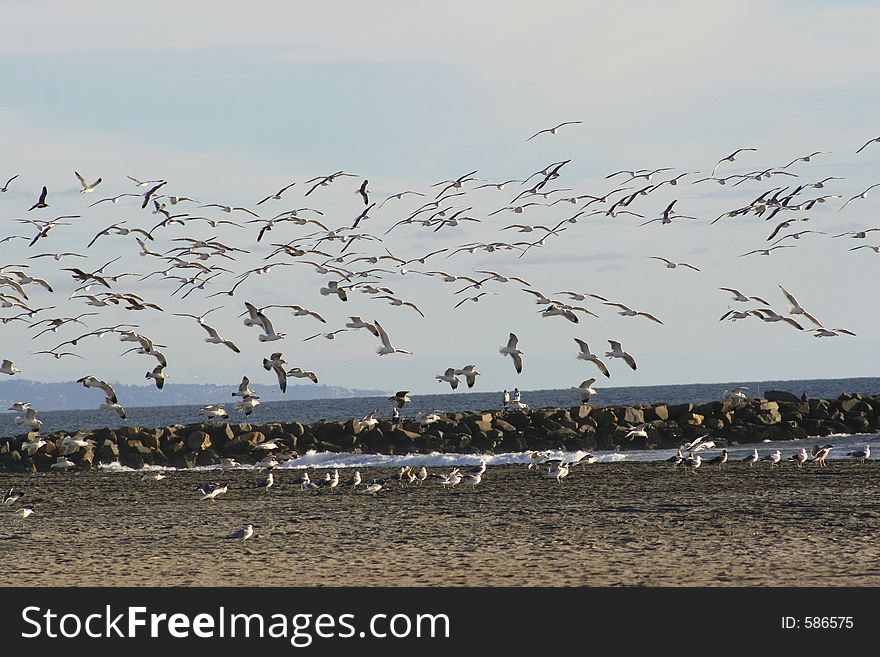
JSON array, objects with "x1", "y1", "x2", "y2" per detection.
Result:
[
  {"x1": 186, "y1": 431, "x2": 212, "y2": 451},
  {"x1": 764, "y1": 390, "x2": 801, "y2": 403}
]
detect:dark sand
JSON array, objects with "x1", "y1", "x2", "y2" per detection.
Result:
[{"x1": 2, "y1": 461, "x2": 879, "y2": 586}]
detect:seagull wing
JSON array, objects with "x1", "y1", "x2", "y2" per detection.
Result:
[
  {"x1": 590, "y1": 356, "x2": 611, "y2": 378},
  {"x1": 511, "y1": 352, "x2": 523, "y2": 374},
  {"x1": 374, "y1": 321, "x2": 392, "y2": 349},
  {"x1": 506, "y1": 333, "x2": 519, "y2": 349},
  {"x1": 778, "y1": 285, "x2": 799, "y2": 308},
  {"x1": 638, "y1": 312, "x2": 663, "y2": 324},
  {"x1": 273, "y1": 363, "x2": 287, "y2": 393}
]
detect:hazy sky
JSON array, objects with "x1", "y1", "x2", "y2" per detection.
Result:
[{"x1": 1, "y1": 0, "x2": 878, "y2": 397}]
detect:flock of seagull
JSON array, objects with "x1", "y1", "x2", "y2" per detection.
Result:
[
  {"x1": 1, "y1": 124, "x2": 877, "y2": 433},
  {"x1": 4, "y1": 428, "x2": 873, "y2": 537}
]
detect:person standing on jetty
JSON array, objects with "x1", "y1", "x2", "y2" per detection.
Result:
[
  {"x1": 390, "y1": 405, "x2": 400, "y2": 423},
  {"x1": 512, "y1": 388, "x2": 521, "y2": 404},
  {"x1": 502, "y1": 389, "x2": 510, "y2": 409}
]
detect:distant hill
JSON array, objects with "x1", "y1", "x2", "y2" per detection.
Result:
[{"x1": 0, "y1": 379, "x2": 388, "y2": 412}]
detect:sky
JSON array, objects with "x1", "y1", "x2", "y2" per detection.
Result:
[{"x1": 1, "y1": 0, "x2": 879, "y2": 397}]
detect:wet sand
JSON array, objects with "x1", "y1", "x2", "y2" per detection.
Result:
[{"x1": 2, "y1": 461, "x2": 879, "y2": 586}]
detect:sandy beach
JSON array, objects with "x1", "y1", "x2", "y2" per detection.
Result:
[{"x1": 2, "y1": 460, "x2": 878, "y2": 587}]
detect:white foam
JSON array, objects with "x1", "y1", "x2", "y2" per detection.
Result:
[{"x1": 91, "y1": 432, "x2": 879, "y2": 474}]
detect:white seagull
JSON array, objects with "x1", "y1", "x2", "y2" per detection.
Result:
[
  {"x1": 571, "y1": 378, "x2": 598, "y2": 403},
  {"x1": 574, "y1": 339, "x2": 610, "y2": 378},
  {"x1": 199, "y1": 322, "x2": 241, "y2": 353},
  {"x1": 499, "y1": 333, "x2": 524, "y2": 374},
  {"x1": 287, "y1": 367, "x2": 319, "y2": 384},
  {"x1": 453, "y1": 364, "x2": 481, "y2": 389},
  {"x1": 374, "y1": 321, "x2": 413, "y2": 356},
  {"x1": 1, "y1": 359, "x2": 21, "y2": 375},
  {"x1": 228, "y1": 524, "x2": 255, "y2": 540},
  {"x1": 435, "y1": 368, "x2": 460, "y2": 390},
  {"x1": 605, "y1": 340, "x2": 637, "y2": 371}
]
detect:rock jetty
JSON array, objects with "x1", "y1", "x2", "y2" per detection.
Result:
[{"x1": 2, "y1": 392, "x2": 878, "y2": 473}]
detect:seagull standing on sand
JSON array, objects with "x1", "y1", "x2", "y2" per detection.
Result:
[
  {"x1": 742, "y1": 449, "x2": 759, "y2": 467},
  {"x1": 847, "y1": 444, "x2": 870, "y2": 464},
  {"x1": 811, "y1": 444, "x2": 833, "y2": 467},
  {"x1": 789, "y1": 448, "x2": 808, "y2": 468},
  {"x1": 499, "y1": 333, "x2": 524, "y2": 374},
  {"x1": 228, "y1": 524, "x2": 254, "y2": 540},
  {"x1": 199, "y1": 481, "x2": 229, "y2": 501},
  {"x1": 705, "y1": 450, "x2": 729, "y2": 468}
]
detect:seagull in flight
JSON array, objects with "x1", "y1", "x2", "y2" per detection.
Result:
[
  {"x1": 199, "y1": 322, "x2": 241, "y2": 353},
  {"x1": 603, "y1": 302, "x2": 663, "y2": 324},
  {"x1": 712, "y1": 148, "x2": 757, "y2": 176},
  {"x1": 718, "y1": 287, "x2": 771, "y2": 304},
  {"x1": 574, "y1": 339, "x2": 610, "y2": 378},
  {"x1": 499, "y1": 332, "x2": 523, "y2": 373},
  {"x1": 571, "y1": 378, "x2": 598, "y2": 403},
  {"x1": 840, "y1": 183, "x2": 880, "y2": 210},
  {"x1": 781, "y1": 151, "x2": 828, "y2": 168},
  {"x1": 778, "y1": 285, "x2": 822, "y2": 327},
  {"x1": 304, "y1": 171, "x2": 358, "y2": 196},
  {"x1": 856, "y1": 135, "x2": 880, "y2": 154},
  {"x1": 28, "y1": 186, "x2": 49, "y2": 211},
  {"x1": 435, "y1": 367, "x2": 460, "y2": 390},
  {"x1": 89, "y1": 193, "x2": 140, "y2": 207},
  {"x1": 374, "y1": 321, "x2": 412, "y2": 356},
  {"x1": 1, "y1": 175, "x2": 19, "y2": 192},
  {"x1": 75, "y1": 171, "x2": 102, "y2": 193},
  {"x1": 376, "y1": 190, "x2": 425, "y2": 209},
  {"x1": 605, "y1": 340, "x2": 637, "y2": 371},
  {"x1": 287, "y1": 367, "x2": 319, "y2": 383},
  {"x1": 262, "y1": 352, "x2": 287, "y2": 393},
  {"x1": 739, "y1": 245, "x2": 796, "y2": 257},
  {"x1": 525, "y1": 121, "x2": 582, "y2": 142},
  {"x1": 648, "y1": 256, "x2": 700, "y2": 271},
  {"x1": 256, "y1": 181, "x2": 296, "y2": 205}
]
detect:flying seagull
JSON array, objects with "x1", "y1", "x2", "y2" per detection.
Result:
[
  {"x1": 605, "y1": 340, "x2": 637, "y2": 371},
  {"x1": 499, "y1": 333, "x2": 523, "y2": 373},
  {"x1": 856, "y1": 136, "x2": 880, "y2": 154},
  {"x1": 28, "y1": 186, "x2": 48, "y2": 211},
  {"x1": 574, "y1": 339, "x2": 610, "y2": 378},
  {"x1": 526, "y1": 121, "x2": 582, "y2": 142},
  {"x1": 712, "y1": 148, "x2": 757, "y2": 176},
  {"x1": 75, "y1": 171, "x2": 102, "y2": 193}
]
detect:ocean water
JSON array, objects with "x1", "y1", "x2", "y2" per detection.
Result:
[{"x1": 2, "y1": 376, "x2": 878, "y2": 439}]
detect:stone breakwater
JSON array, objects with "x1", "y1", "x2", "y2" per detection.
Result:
[{"x1": 2, "y1": 391, "x2": 878, "y2": 473}]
